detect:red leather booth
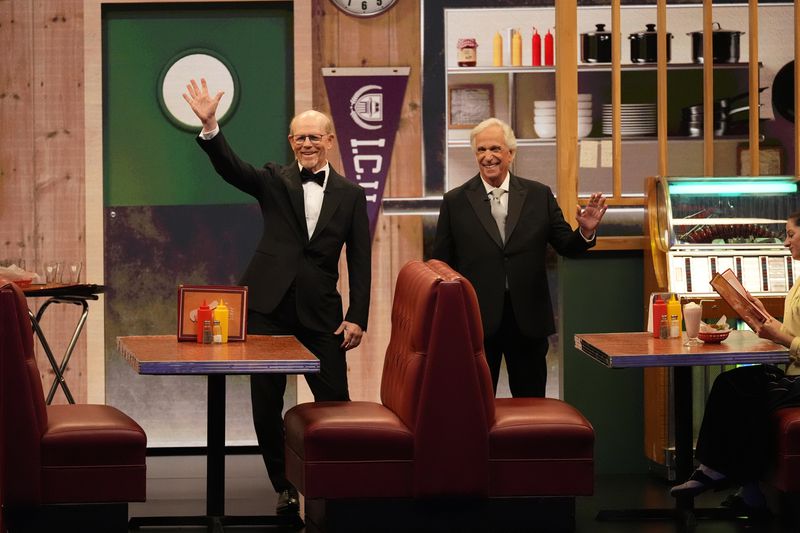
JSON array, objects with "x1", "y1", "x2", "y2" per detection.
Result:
[
  {"x1": 0, "y1": 280, "x2": 146, "y2": 532},
  {"x1": 771, "y1": 407, "x2": 800, "y2": 524},
  {"x1": 285, "y1": 260, "x2": 594, "y2": 531}
]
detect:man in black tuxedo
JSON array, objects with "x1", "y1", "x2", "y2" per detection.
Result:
[
  {"x1": 184, "y1": 79, "x2": 371, "y2": 514},
  {"x1": 433, "y1": 117, "x2": 606, "y2": 398}
]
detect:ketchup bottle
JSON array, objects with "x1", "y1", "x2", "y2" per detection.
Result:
[
  {"x1": 652, "y1": 296, "x2": 667, "y2": 339},
  {"x1": 196, "y1": 300, "x2": 212, "y2": 343},
  {"x1": 531, "y1": 27, "x2": 541, "y2": 66},
  {"x1": 544, "y1": 28, "x2": 555, "y2": 66}
]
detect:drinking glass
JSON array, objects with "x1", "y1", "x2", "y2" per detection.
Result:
[
  {"x1": 45, "y1": 261, "x2": 62, "y2": 284},
  {"x1": 683, "y1": 302, "x2": 704, "y2": 347},
  {"x1": 65, "y1": 261, "x2": 82, "y2": 284}
]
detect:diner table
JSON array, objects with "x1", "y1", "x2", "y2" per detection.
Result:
[
  {"x1": 23, "y1": 282, "x2": 105, "y2": 404},
  {"x1": 117, "y1": 334, "x2": 319, "y2": 532},
  {"x1": 575, "y1": 330, "x2": 789, "y2": 526}
]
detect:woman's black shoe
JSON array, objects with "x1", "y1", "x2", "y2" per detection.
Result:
[{"x1": 670, "y1": 468, "x2": 733, "y2": 498}]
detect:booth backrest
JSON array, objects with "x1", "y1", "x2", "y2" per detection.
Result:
[
  {"x1": 378, "y1": 260, "x2": 497, "y2": 497},
  {"x1": 1, "y1": 280, "x2": 48, "y2": 505}
]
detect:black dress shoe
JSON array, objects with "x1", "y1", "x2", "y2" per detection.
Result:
[
  {"x1": 670, "y1": 468, "x2": 733, "y2": 498},
  {"x1": 721, "y1": 493, "x2": 772, "y2": 521},
  {"x1": 276, "y1": 487, "x2": 300, "y2": 515}
]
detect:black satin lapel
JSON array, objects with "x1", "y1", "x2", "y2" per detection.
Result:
[
  {"x1": 282, "y1": 169, "x2": 308, "y2": 241},
  {"x1": 505, "y1": 177, "x2": 527, "y2": 243},
  {"x1": 310, "y1": 181, "x2": 344, "y2": 241},
  {"x1": 466, "y1": 185, "x2": 503, "y2": 248}
]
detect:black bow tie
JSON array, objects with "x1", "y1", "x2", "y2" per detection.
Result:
[{"x1": 300, "y1": 168, "x2": 325, "y2": 186}]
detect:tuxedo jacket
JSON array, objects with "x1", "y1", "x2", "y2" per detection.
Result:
[
  {"x1": 432, "y1": 174, "x2": 594, "y2": 338},
  {"x1": 198, "y1": 131, "x2": 371, "y2": 333}
]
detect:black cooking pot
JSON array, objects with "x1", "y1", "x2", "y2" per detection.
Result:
[
  {"x1": 681, "y1": 88, "x2": 765, "y2": 137},
  {"x1": 581, "y1": 24, "x2": 612, "y2": 63},
  {"x1": 628, "y1": 24, "x2": 672, "y2": 63},
  {"x1": 772, "y1": 60, "x2": 794, "y2": 123},
  {"x1": 687, "y1": 22, "x2": 743, "y2": 64}
]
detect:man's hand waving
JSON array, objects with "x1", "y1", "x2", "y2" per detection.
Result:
[
  {"x1": 182, "y1": 78, "x2": 224, "y2": 132},
  {"x1": 576, "y1": 192, "x2": 608, "y2": 240}
]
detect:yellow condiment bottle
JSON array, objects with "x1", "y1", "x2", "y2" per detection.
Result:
[
  {"x1": 493, "y1": 31, "x2": 503, "y2": 66},
  {"x1": 667, "y1": 293, "x2": 682, "y2": 339},
  {"x1": 511, "y1": 29, "x2": 522, "y2": 66},
  {"x1": 214, "y1": 299, "x2": 230, "y2": 343}
]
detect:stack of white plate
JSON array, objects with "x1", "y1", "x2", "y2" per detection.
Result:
[
  {"x1": 602, "y1": 103, "x2": 656, "y2": 136},
  {"x1": 533, "y1": 100, "x2": 556, "y2": 139},
  {"x1": 534, "y1": 95, "x2": 594, "y2": 139}
]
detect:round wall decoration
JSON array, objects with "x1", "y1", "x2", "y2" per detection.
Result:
[{"x1": 158, "y1": 49, "x2": 239, "y2": 131}]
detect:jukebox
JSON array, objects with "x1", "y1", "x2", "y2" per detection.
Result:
[{"x1": 644, "y1": 175, "x2": 800, "y2": 476}]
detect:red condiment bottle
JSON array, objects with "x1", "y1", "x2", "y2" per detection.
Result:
[
  {"x1": 196, "y1": 300, "x2": 212, "y2": 343},
  {"x1": 544, "y1": 28, "x2": 554, "y2": 66},
  {"x1": 652, "y1": 296, "x2": 667, "y2": 339},
  {"x1": 531, "y1": 27, "x2": 541, "y2": 66}
]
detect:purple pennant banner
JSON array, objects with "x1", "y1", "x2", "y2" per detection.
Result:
[{"x1": 322, "y1": 67, "x2": 410, "y2": 238}]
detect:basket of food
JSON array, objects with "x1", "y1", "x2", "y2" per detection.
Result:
[
  {"x1": 698, "y1": 319, "x2": 732, "y2": 343},
  {"x1": 698, "y1": 329, "x2": 731, "y2": 343}
]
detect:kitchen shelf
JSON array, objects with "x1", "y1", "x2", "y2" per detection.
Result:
[{"x1": 447, "y1": 62, "x2": 758, "y2": 75}]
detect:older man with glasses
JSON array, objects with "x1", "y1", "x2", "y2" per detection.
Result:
[{"x1": 184, "y1": 78, "x2": 371, "y2": 516}]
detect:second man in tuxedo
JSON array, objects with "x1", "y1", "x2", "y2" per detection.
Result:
[
  {"x1": 184, "y1": 78, "x2": 371, "y2": 515},
  {"x1": 433, "y1": 117, "x2": 605, "y2": 398}
]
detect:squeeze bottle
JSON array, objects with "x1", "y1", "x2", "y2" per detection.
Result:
[
  {"x1": 667, "y1": 294, "x2": 682, "y2": 338},
  {"x1": 511, "y1": 29, "x2": 522, "y2": 66},
  {"x1": 214, "y1": 299, "x2": 230, "y2": 343},
  {"x1": 531, "y1": 28, "x2": 541, "y2": 66},
  {"x1": 197, "y1": 300, "x2": 212, "y2": 344},
  {"x1": 652, "y1": 296, "x2": 667, "y2": 339},
  {"x1": 544, "y1": 28, "x2": 554, "y2": 66},
  {"x1": 493, "y1": 32, "x2": 503, "y2": 66}
]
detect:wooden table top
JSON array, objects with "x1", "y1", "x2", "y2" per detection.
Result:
[
  {"x1": 575, "y1": 330, "x2": 789, "y2": 369},
  {"x1": 23, "y1": 283, "x2": 104, "y2": 298},
  {"x1": 117, "y1": 334, "x2": 319, "y2": 375}
]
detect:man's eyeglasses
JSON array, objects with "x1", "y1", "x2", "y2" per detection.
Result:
[{"x1": 291, "y1": 134, "x2": 328, "y2": 145}]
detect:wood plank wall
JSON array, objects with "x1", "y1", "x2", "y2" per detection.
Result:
[
  {"x1": 311, "y1": 0, "x2": 423, "y2": 402},
  {"x1": 1, "y1": 0, "x2": 87, "y2": 404},
  {"x1": 1, "y1": 0, "x2": 423, "y2": 404}
]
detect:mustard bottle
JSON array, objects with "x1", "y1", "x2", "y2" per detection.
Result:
[
  {"x1": 667, "y1": 294, "x2": 682, "y2": 339},
  {"x1": 493, "y1": 32, "x2": 503, "y2": 66},
  {"x1": 511, "y1": 29, "x2": 522, "y2": 66},
  {"x1": 214, "y1": 299, "x2": 230, "y2": 343}
]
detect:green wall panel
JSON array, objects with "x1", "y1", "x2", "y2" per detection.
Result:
[
  {"x1": 103, "y1": 3, "x2": 293, "y2": 206},
  {"x1": 560, "y1": 252, "x2": 647, "y2": 475}
]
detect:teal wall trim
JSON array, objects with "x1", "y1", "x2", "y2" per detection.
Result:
[{"x1": 560, "y1": 251, "x2": 647, "y2": 474}]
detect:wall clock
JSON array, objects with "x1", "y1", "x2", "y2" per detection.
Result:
[{"x1": 330, "y1": 0, "x2": 397, "y2": 17}]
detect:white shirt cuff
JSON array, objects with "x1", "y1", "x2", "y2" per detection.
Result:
[{"x1": 199, "y1": 126, "x2": 219, "y2": 140}]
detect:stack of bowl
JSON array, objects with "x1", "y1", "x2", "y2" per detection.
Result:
[
  {"x1": 533, "y1": 95, "x2": 593, "y2": 139},
  {"x1": 577, "y1": 94, "x2": 593, "y2": 138},
  {"x1": 533, "y1": 100, "x2": 556, "y2": 139}
]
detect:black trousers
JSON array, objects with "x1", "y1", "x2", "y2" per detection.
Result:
[
  {"x1": 248, "y1": 285, "x2": 349, "y2": 493},
  {"x1": 483, "y1": 291, "x2": 550, "y2": 398},
  {"x1": 695, "y1": 364, "x2": 800, "y2": 483}
]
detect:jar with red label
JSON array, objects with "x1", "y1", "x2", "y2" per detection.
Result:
[{"x1": 457, "y1": 38, "x2": 478, "y2": 67}]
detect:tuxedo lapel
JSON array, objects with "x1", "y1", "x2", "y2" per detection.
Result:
[
  {"x1": 465, "y1": 175, "x2": 503, "y2": 249},
  {"x1": 310, "y1": 172, "x2": 346, "y2": 241},
  {"x1": 281, "y1": 166, "x2": 309, "y2": 242},
  {"x1": 505, "y1": 175, "x2": 527, "y2": 243}
]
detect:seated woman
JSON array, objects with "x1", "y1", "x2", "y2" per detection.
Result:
[{"x1": 670, "y1": 211, "x2": 800, "y2": 512}]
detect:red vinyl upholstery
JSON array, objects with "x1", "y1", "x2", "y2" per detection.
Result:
[
  {"x1": 0, "y1": 279, "x2": 146, "y2": 524},
  {"x1": 284, "y1": 260, "x2": 594, "y2": 502},
  {"x1": 771, "y1": 406, "x2": 800, "y2": 492}
]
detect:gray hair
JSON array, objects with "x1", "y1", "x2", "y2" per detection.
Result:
[{"x1": 470, "y1": 118, "x2": 517, "y2": 151}]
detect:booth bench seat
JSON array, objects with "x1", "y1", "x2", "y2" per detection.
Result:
[
  {"x1": 0, "y1": 279, "x2": 146, "y2": 532},
  {"x1": 285, "y1": 260, "x2": 594, "y2": 532}
]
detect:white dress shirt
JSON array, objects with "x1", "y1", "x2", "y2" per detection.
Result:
[{"x1": 199, "y1": 126, "x2": 328, "y2": 238}]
